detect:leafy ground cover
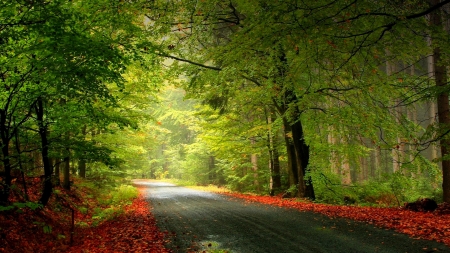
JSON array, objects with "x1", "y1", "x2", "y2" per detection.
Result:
[
  {"x1": 68, "y1": 188, "x2": 168, "y2": 253},
  {"x1": 221, "y1": 192, "x2": 450, "y2": 248},
  {"x1": 0, "y1": 178, "x2": 168, "y2": 253}
]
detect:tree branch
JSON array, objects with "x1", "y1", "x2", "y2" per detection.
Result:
[{"x1": 158, "y1": 53, "x2": 222, "y2": 71}]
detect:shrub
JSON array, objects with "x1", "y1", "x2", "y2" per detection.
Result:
[{"x1": 110, "y1": 185, "x2": 138, "y2": 206}]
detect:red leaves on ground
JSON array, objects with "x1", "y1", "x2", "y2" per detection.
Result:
[
  {"x1": 222, "y1": 192, "x2": 450, "y2": 247},
  {"x1": 69, "y1": 195, "x2": 168, "y2": 253},
  {"x1": 1, "y1": 178, "x2": 169, "y2": 253}
]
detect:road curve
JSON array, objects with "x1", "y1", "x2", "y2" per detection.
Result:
[{"x1": 135, "y1": 181, "x2": 449, "y2": 253}]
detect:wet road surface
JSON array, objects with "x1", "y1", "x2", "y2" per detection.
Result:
[{"x1": 135, "y1": 181, "x2": 450, "y2": 253}]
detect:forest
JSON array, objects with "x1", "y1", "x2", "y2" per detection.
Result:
[{"x1": 1, "y1": 0, "x2": 450, "y2": 252}]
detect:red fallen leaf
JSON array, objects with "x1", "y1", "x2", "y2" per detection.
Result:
[{"x1": 326, "y1": 40, "x2": 337, "y2": 48}]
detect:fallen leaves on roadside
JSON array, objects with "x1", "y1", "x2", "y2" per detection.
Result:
[
  {"x1": 222, "y1": 192, "x2": 450, "y2": 247},
  {"x1": 68, "y1": 190, "x2": 169, "y2": 253},
  {"x1": 0, "y1": 178, "x2": 169, "y2": 253}
]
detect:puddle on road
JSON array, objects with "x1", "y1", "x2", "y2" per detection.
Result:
[{"x1": 198, "y1": 240, "x2": 232, "y2": 253}]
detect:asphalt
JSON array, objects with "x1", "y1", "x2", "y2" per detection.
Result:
[{"x1": 135, "y1": 181, "x2": 450, "y2": 253}]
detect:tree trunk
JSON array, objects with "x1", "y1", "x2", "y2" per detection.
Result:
[
  {"x1": 63, "y1": 132, "x2": 71, "y2": 190},
  {"x1": 35, "y1": 97, "x2": 53, "y2": 206},
  {"x1": 434, "y1": 46, "x2": 450, "y2": 202},
  {"x1": 63, "y1": 156, "x2": 70, "y2": 190},
  {"x1": 250, "y1": 137, "x2": 260, "y2": 193},
  {"x1": 54, "y1": 158, "x2": 61, "y2": 186},
  {"x1": 208, "y1": 155, "x2": 216, "y2": 183},
  {"x1": 78, "y1": 159, "x2": 86, "y2": 178},
  {"x1": 271, "y1": 146, "x2": 281, "y2": 192},
  {"x1": 281, "y1": 112, "x2": 315, "y2": 199},
  {"x1": 282, "y1": 120, "x2": 299, "y2": 188},
  {"x1": 427, "y1": 28, "x2": 438, "y2": 167},
  {"x1": 436, "y1": 67, "x2": 450, "y2": 202},
  {"x1": 272, "y1": 50, "x2": 314, "y2": 199},
  {"x1": 429, "y1": 0, "x2": 450, "y2": 203},
  {"x1": 290, "y1": 115, "x2": 315, "y2": 199},
  {"x1": 78, "y1": 125, "x2": 87, "y2": 178},
  {"x1": 14, "y1": 128, "x2": 29, "y2": 200},
  {"x1": 267, "y1": 107, "x2": 281, "y2": 196},
  {"x1": 385, "y1": 56, "x2": 403, "y2": 173},
  {"x1": 0, "y1": 122, "x2": 12, "y2": 205}
]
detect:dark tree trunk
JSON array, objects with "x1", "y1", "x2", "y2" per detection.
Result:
[
  {"x1": 282, "y1": 120, "x2": 299, "y2": 188},
  {"x1": 54, "y1": 158, "x2": 61, "y2": 186},
  {"x1": 276, "y1": 91, "x2": 315, "y2": 199},
  {"x1": 271, "y1": 147, "x2": 281, "y2": 188},
  {"x1": 63, "y1": 133, "x2": 71, "y2": 190},
  {"x1": 266, "y1": 107, "x2": 281, "y2": 195},
  {"x1": 35, "y1": 97, "x2": 53, "y2": 206},
  {"x1": 0, "y1": 146, "x2": 12, "y2": 205},
  {"x1": 429, "y1": 0, "x2": 450, "y2": 203},
  {"x1": 63, "y1": 156, "x2": 70, "y2": 190},
  {"x1": 78, "y1": 159, "x2": 86, "y2": 178},
  {"x1": 290, "y1": 116, "x2": 315, "y2": 199},
  {"x1": 14, "y1": 128, "x2": 29, "y2": 200},
  {"x1": 271, "y1": 50, "x2": 315, "y2": 199},
  {"x1": 78, "y1": 125, "x2": 87, "y2": 178}
]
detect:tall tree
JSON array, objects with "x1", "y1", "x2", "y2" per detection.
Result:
[
  {"x1": 0, "y1": 0, "x2": 154, "y2": 205},
  {"x1": 429, "y1": 0, "x2": 450, "y2": 202}
]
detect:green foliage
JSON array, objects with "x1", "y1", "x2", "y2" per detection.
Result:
[
  {"x1": 78, "y1": 207, "x2": 88, "y2": 215},
  {"x1": 309, "y1": 171, "x2": 348, "y2": 204},
  {"x1": 110, "y1": 185, "x2": 139, "y2": 206},
  {"x1": 0, "y1": 0, "x2": 447, "y2": 210},
  {"x1": 311, "y1": 163, "x2": 442, "y2": 206},
  {"x1": 0, "y1": 202, "x2": 43, "y2": 212},
  {"x1": 32, "y1": 222, "x2": 52, "y2": 234},
  {"x1": 87, "y1": 182, "x2": 138, "y2": 208},
  {"x1": 92, "y1": 206, "x2": 125, "y2": 226},
  {"x1": 76, "y1": 221, "x2": 90, "y2": 228},
  {"x1": 76, "y1": 180, "x2": 138, "y2": 226},
  {"x1": 154, "y1": 167, "x2": 169, "y2": 180},
  {"x1": 0, "y1": 0, "x2": 162, "y2": 206},
  {"x1": 355, "y1": 170, "x2": 442, "y2": 206}
]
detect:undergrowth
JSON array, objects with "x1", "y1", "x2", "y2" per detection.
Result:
[{"x1": 312, "y1": 170, "x2": 442, "y2": 206}]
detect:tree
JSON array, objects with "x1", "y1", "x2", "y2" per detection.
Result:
[
  {"x1": 147, "y1": 0, "x2": 450, "y2": 201},
  {"x1": 0, "y1": 0, "x2": 154, "y2": 205},
  {"x1": 428, "y1": 0, "x2": 450, "y2": 202}
]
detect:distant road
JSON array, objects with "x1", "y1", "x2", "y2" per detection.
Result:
[{"x1": 136, "y1": 181, "x2": 449, "y2": 253}]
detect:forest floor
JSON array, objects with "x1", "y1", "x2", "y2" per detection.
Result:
[
  {"x1": 2, "y1": 179, "x2": 450, "y2": 252},
  {"x1": 0, "y1": 177, "x2": 168, "y2": 253}
]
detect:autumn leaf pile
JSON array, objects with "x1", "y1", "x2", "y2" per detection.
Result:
[
  {"x1": 69, "y1": 194, "x2": 168, "y2": 253},
  {"x1": 222, "y1": 192, "x2": 450, "y2": 247},
  {"x1": 0, "y1": 178, "x2": 168, "y2": 253}
]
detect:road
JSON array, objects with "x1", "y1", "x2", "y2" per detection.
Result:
[{"x1": 136, "y1": 181, "x2": 450, "y2": 253}]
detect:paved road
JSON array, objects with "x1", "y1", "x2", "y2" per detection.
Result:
[{"x1": 136, "y1": 181, "x2": 450, "y2": 253}]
